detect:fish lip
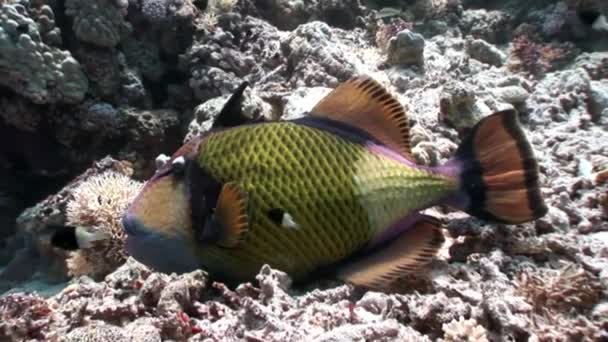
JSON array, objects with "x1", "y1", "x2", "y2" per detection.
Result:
[{"x1": 122, "y1": 214, "x2": 148, "y2": 237}]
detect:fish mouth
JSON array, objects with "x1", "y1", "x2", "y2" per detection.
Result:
[
  {"x1": 121, "y1": 214, "x2": 200, "y2": 274},
  {"x1": 122, "y1": 214, "x2": 148, "y2": 237}
]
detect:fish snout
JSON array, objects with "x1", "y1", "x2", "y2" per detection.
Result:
[
  {"x1": 122, "y1": 214, "x2": 147, "y2": 237},
  {"x1": 121, "y1": 213, "x2": 200, "y2": 274}
]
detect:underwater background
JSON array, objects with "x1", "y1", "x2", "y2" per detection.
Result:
[{"x1": 0, "y1": 0, "x2": 607, "y2": 340}]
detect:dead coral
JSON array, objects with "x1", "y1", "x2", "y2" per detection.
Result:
[
  {"x1": 208, "y1": 0, "x2": 237, "y2": 13},
  {"x1": 442, "y1": 316, "x2": 489, "y2": 342},
  {"x1": 530, "y1": 312, "x2": 608, "y2": 342},
  {"x1": 65, "y1": 171, "x2": 143, "y2": 278},
  {"x1": 516, "y1": 264, "x2": 604, "y2": 314},
  {"x1": 0, "y1": 292, "x2": 53, "y2": 341},
  {"x1": 508, "y1": 33, "x2": 577, "y2": 78}
]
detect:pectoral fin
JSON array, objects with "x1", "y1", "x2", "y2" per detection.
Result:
[
  {"x1": 337, "y1": 216, "x2": 444, "y2": 290},
  {"x1": 208, "y1": 182, "x2": 250, "y2": 248}
]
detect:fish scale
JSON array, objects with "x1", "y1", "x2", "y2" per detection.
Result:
[{"x1": 195, "y1": 121, "x2": 455, "y2": 282}]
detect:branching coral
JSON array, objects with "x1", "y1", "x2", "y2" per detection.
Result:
[
  {"x1": 442, "y1": 317, "x2": 489, "y2": 342},
  {"x1": 516, "y1": 264, "x2": 603, "y2": 314},
  {"x1": 529, "y1": 312, "x2": 608, "y2": 341},
  {"x1": 64, "y1": 171, "x2": 143, "y2": 278}
]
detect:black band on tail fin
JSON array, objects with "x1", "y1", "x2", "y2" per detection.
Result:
[{"x1": 453, "y1": 109, "x2": 548, "y2": 224}]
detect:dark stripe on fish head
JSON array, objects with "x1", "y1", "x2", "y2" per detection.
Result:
[{"x1": 122, "y1": 143, "x2": 202, "y2": 273}]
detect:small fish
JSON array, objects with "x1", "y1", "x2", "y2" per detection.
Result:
[
  {"x1": 47, "y1": 225, "x2": 110, "y2": 251},
  {"x1": 122, "y1": 76, "x2": 548, "y2": 290}
]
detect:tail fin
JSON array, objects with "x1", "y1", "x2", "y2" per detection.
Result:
[{"x1": 450, "y1": 109, "x2": 547, "y2": 224}]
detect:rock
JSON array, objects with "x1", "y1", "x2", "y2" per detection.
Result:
[
  {"x1": 238, "y1": 0, "x2": 363, "y2": 31},
  {"x1": 466, "y1": 38, "x2": 506, "y2": 66},
  {"x1": 491, "y1": 85, "x2": 530, "y2": 105},
  {"x1": 140, "y1": 0, "x2": 197, "y2": 23},
  {"x1": 439, "y1": 81, "x2": 492, "y2": 131},
  {"x1": 281, "y1": 87, "x2": 331, "y2": 120},
  {"x1": 0, "y1": 3, "x2": 88, "y2": 104},
  {"x1": 119, "y1": 108, "x2": 182, "y2": 178},
  {"x1": 535, "y1": 206, "x2": 570, "y2": 234},
  {"x1": 181, "y1": 14, "x2": 284, "y2": 101},
  {"x1": 65, "y1": 0, "x2": 129, "y2": 47},
  {"x1": 281, "y1": 21, "x2": 361, "y2": 87},
  {"x1": 386, "y1": 29, "x2": 425, "y2": 67},
  {"x1": 72, "y1": 45, "x2": 121, "y2": 100},
  {"x1": 311, "y1": 320, "x2": 428, "y2": 341},
  {"x1": 121, "y1": 36, "x2": 166, "y2": 83},
  {"x1": 0, "y1": 96, "x2": 44, "y2": 132},
  {"x1": 156, "y1": 270, "x2": 207, "y2": 315},
  {"x1": 66, "y1": 323, "x2": 129, "y2": 342},
  {"x1": 185, "y1": 88, "x2": 273, "y2": 142},
  {"x1": 126, "y1": 323, "x2": 162, "y2": 342},
  {"x1": 589, "y1": 80, "x2": 608, "y2": 120},
  {"x1": 460, "y1": 9, "x2": 512, "y2": 44}
]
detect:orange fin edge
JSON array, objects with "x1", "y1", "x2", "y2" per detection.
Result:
[
  {"x1": 310, "y1": 75, "x2": 413, "y2": 159},
  {"x1": 337, "y1": 216, "x2": 444, "y2": 290},
  {"x1": 215, "y1": 182, "x2": 250, "y2": 248}
]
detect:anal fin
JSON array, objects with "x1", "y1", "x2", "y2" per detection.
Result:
[
  {"x1": 337, "y1": 216, "x2": 444, "y2": 290},
  {"x1": 212, "y1": 182, "x2": 250, "y2": 248}
]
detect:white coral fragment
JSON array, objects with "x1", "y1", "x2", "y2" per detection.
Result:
[{"x1": 442, "y1": 317, "x2": 489, "y2": 342}]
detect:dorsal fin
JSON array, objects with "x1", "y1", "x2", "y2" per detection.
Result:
[
  {"x1": 213, "y1": 81, "x2": 251, "y2": 129},
  {"x1": 337, "y1": 216, "x2": 444, "y2": 290},
  {"x1": 310, "y1": 75, "x2": 413, "y2": 158}
]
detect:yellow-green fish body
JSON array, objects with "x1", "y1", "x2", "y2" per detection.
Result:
[
  {"x1": 123, "y1": 76, "x2": 547, "y2": 290},
  {"x1": 195, "y1": 121, "x2": 456, "y2": 282}
]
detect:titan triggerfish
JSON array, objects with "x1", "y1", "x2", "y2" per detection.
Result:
[{"x1": 121, "y1": 75, "x2": 548, "y2": 290}]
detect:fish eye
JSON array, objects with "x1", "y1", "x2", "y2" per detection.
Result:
[{"x1": 171, "y1": 156, "x2": 186, "y2": 176}]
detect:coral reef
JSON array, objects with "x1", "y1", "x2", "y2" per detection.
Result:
[
  {"x1": 0, "y1": 157, "x2": 136, "y2": 287},
  {"x1": 65, "y1": 0, "x2": 129, "y2": 47},
  {"x1": 0, "y1": 1, "x2": 88, "y2": 104},
  {"x1": 0, "y1": 0, "x2": 607, "y2": 340}
]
